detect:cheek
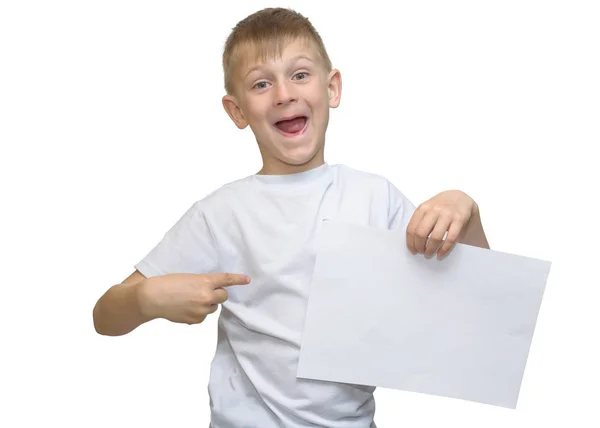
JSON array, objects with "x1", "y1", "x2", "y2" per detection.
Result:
[
  {"x1": 311, "y1": 96, "x2": 329, "y2": 123},
  {"x1": 241, "y1": 99, "x2": 267, "y2": 121},
  {"x1": 313, "y1": 90, "x2": 330, "y2": 110},
  {"x1": 246, "y1": 112, "x2": 270, "y2": 131}
]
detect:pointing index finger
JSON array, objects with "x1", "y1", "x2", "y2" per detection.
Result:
[{"x1": 208, "y1": 273, "x2": 251, "y2": 288}]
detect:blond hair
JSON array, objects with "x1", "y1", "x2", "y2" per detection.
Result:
[{"x1": 222, "y1": 8, "x2": 332, "y2": 95}]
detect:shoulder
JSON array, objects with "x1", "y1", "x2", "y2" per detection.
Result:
[
  {"x1": 333, "y1": 163, "x2": 389, "y2": 184},
  {"x1": 332, "y1": 163, "x2": 398, "y2": 194},
  {"x1": 183, "y1": 175, "x2": 253, "y2": 222},
  {"x1": 333, "y1": 163, "x2": 414, "y2": 207}
]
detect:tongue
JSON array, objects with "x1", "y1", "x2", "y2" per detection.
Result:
[{"x1": 277, "y1": 117, "x2": 306, "y2": 134}]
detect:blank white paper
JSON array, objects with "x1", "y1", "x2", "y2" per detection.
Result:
[{"x1": 297, "y1": 220, "x2": 551, "y2": 408}]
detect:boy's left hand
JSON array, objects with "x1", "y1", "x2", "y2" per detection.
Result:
[{"x1": 406, "y1": 190, "x2": 477, "y2": 259}]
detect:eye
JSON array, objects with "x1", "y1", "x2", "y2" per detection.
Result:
[
  {"x1": 293, "y1": 72, "x2": 309, "y2": 81},
  {"x1": 253, "y1": 81, "x2": 269, "y2": 90}
]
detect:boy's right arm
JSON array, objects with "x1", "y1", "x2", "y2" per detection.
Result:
[
  {"x1": 93, "y1": 270, "x2": 154, "y2": 336},
  {"x1": 93, "y1": 270, "x2": 250, "y2": 336}
]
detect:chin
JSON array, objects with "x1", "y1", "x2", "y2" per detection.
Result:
[
  {"x1": 280, "y1": 142, "x2": 323, "y2": 165},
  {"x1": 258, "y1": 125, "x2": 325, "y2": 171}
]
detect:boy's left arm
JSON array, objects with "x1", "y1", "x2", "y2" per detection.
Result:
[{"x1": 406, "y1": 190, "x2": 490, "y2": 259}]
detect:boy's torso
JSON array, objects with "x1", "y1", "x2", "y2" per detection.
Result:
[{"x1": 205, "y1": 165, "x2": 392, "y2": 427}]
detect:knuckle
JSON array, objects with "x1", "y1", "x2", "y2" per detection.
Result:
[
  {"x1": 454, "y1": 212, "x2": 468, "y2": 222},
  {"x1": 442, "y1": 209, "x2": 454, "y2": 219},
  {"x1": 186, "y1": 312, "x2": 205, "y2": 324},
  {"x1": 195, "y1": 307, "x2": 209, "y2": 318},
  {"x1": 198, "y1": 288, "x2": 212, "y2": 303},
  {"x1": 416, "y1": 229, "x2": 429, "y2": 239}
]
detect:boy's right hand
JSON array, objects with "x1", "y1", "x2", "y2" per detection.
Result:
[{"x1": 138, "y1": 273, "x2": 251, "y2": 325}]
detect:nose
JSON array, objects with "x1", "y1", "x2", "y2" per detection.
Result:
[{"x1": 273, "y1": 81, "x2": 297, "y2": 106}]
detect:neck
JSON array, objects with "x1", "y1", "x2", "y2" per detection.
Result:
[{"x1": 258, "y1": 146, "x2": 325, "y2": 175}]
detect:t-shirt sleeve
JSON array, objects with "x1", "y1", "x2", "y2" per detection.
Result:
[
  {"x1": 134, "y1": 201, "x2": 219, "y2": 278},
  {"x1": 387, "y1": 180, "x2": 417, "y2": 231}
]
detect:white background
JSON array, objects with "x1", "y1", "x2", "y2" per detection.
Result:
[{"x1": 1, "y1": 0, "x2": 598, "y2": 427}]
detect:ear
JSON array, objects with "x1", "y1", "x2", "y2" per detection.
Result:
[
  {"x1": 327, "y1": 69, "x2": 342, "y2": 108},
  {"x1": 222, "y1": 94, "x2": 248, "y2": 129}
]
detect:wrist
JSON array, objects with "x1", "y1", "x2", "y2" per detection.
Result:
[{"x1": 135, "y1": 278, "x2": 158, "y2": 321}]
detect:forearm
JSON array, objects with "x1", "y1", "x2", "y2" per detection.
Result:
[
  {"x1": 459, "y1": 204, "x2": 490, "y2": 249},
  {"x1": 93, "y1": 280, "x2": 154, "y2": 336}
]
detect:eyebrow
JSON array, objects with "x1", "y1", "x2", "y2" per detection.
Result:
[{"x1": 243, "y1": 54, "x2": 315, "y2": 79}]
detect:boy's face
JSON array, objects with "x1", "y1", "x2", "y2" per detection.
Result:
[{"x1": 222, "y1": 38, "x2": 341, "y2": 175}]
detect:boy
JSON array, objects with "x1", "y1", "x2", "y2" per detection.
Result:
[{"x1": 93, "y1": 7, "x2": 489, "y2": 428}]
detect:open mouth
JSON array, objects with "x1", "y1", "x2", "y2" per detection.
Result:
[{"x1": 274, "y1": 116, "x2": 308, "y2": 137}]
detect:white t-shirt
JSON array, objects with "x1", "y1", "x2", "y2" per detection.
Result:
[{"x1": 135, "y1": 163, "x2": 416, "y2": 428}]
